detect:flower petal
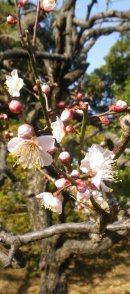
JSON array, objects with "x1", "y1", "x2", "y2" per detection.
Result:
[
  {"x1": 7, "y1": 137, "x2": 24, "y2": 152},
  {"x1": 37, "y1": 135, "x2": 55, "y2": 152},
  {"x1": 41, "y1": 151, "x2": 53, "y2": 166},
  {"x1": 80, "y1": 153, "x2": 90, "y2": 173},
  {"x1": 91, "y1": 171, "x2": 102, "y2": 189}
]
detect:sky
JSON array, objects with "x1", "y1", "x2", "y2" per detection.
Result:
[{"x1": 58, "y1": 0, "x2": 130, "y2": 73}]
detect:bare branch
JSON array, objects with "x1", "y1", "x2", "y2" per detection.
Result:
[
  {"x1": 0, "y1": 48, "x2": 70, "y2": 62},
  {"x1": 73, "y1": 10, "x2": 130, "y2": 29},
  {"x1": 81, "y1": 23, "x2": 130, "y2": 44}
]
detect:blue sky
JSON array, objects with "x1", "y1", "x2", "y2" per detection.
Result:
[{"x1": 58, "y1": 0, "x2": 130, "y2": 73}]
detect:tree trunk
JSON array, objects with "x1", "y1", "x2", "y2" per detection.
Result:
[
  {"x1": 26, "y1": 170, "x2": 68, "y2": 294},
  {"x1": 39, "y1": 250, "x2": 68, "y2": 294}
]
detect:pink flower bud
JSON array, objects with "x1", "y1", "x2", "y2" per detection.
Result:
[
  {"x1": 76, "y1": 204, "x2": 85, "y2": 210},
  {"x1": 33, "y1": 85, "x2": 38, "y2": 92},
  {"x1": 59, "y1": 151, "x2": 71, "y2": 163},
  {"x1": 48, "y1": 146, "x2": 57, "y2": 154},
  {"x1": 40, "y1": 0, "x2": 56, "y2": 12},
  {"x1": 55, "y1": 178, "x2": 70, "y2": 189},
  {"x1": 65, "y1": 125, "x2": 75, "y2": 133},
  {"x1": 60, "y1": 108, "x2": 74, "y2": 122},
  {"x1": 4, "y1": 130, "x2": 14, "y2": 139},
  {"x1": 18, "y1": 124, "x2": 35, "y2": 139},
  {"x1": 76, "y1": 179, "x2": 87, "y2": 193},
  {"x1": 7, "y1": 15, "x2": 17, "y2": 25},
  {"x1": 0, "y1": 113, "x2": 8, "y2": 120},
  {"x1": 76, "y1": 92, "x2": 83, "y2": 100},
  {"x1": 57, "y1": 101, "x2": 65, "y2": 108},
  {"x1": 110, "y1": 100, "x2": 127, "y2": 112},
  {"x1": 99, "y1": 116, "x2": 110, "y2": 125},
  {"x1": 9, "y1": 100, "x2": 23, "y2": 114},
  {"x1": 41, "y1": 84, "x2": 50, "y2": 94},
  {"x1": 71, "y1": 169, "x2": 80, "y2": 178},
  {"x1": 18, "y1": 0, "x2": 29, "y2": 7}
]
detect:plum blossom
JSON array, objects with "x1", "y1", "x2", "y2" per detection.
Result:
[
  {"x1": 51, "y1": 116, "x2": 65, "y2": 143},
  {"x1": 80, "y1": 144, "x2": 116, "y2": 192},
  {"x1": 36, "y1": 192, "x2": 62, "y2": 214},
  {"x1": 5, "y1": 69, "x2": 24, "y2": 97},
  {"x1": 7, "y1": 133, "x2": 55, "y2": 169}
]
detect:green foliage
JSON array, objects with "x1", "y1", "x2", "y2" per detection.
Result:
[{"x1": 83, "y1": 73, "x2": 104, "y2": 100}]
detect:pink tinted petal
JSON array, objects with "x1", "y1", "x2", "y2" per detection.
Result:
[
  {"x1": 37, "y1": 135, "x2": 55, "y2": 152},
  {"x1": 91, "y1": 171, "x2": 102, "y2": 189},
  {"x1": 80, "y1": 153, "x2": 90, "y2": 173},
  {"x1": 41, "y1": 151, "x2": 53, "y2": 166},
  {"x1": 7, "y1": 137, "x2": 24, "y2": 152}
]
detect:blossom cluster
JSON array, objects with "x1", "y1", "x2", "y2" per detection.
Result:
[{"x1": 4, "y1": 55, "x2": 127, "y2": 216}]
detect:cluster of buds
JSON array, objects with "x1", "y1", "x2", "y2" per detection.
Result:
[{"x1": 33, "y1": 83, "x2": 51, "y2": 95}]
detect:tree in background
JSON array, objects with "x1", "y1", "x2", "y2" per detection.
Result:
[{"x1": 1, "y1": 1, "x2": 130, "y2": 294}]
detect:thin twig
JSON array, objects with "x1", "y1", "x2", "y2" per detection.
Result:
[{"x1": 32, "y1": 0, "x2": 40, "y2": 48}]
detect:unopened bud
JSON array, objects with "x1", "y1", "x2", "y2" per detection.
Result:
[
  {"x1": 76, "y1": 92, "x2": 83, "y2": 100},
  {"x1": 18, "y1": 124, "x2": 35, "y2": 139},
  {"x1": 4, "y1": 130, "x2": 14, "y2": 139},
  {"x1": 40, "y1": 0, "x2": 56, "y2": 12},
  {"x1": 33, "y1": 85, "x2": 38, "y2": 92},
  {"x1": 71, "y1": 169, "x2": 80, "y2": 178},
  {"x1": 61, "y1": 108, "x2": 74, "y2": 122},
  {"x1": 9, "y1": 100, "x2": 23, "y2": 114},
  {"x1": 57, "y1": 101, "x2": 65, "y2": 108},
  {"x1": 65, "y1": 125, "x2": 75, "y2": 133},
  {"x1": 0, "y1": 113, "x2": 8, "y2": 120},
  {"x1": 18, "y1": 0, "x2": 29, "y2": 7},
  {"x1": 55, "y1": 178, "x2": 70, "y2": 189},
  {"x1": 7, "y1": 15, "x2": 17, "y2": 25},
  {"x1": 99, "y1": 116, "x2": 110, "y2": 125},
  {"x1": 110, "y1": 100, "x2": 127, "y2": 112},
  {"x1": 59, "y1": 151, "x2": 71, "y2": 163},
  {"x1": 41, "y1": 84, "x2": 50, "y2": 94},
  {"x1": 48, "y1": 146, "x2": 57, "y2": 154},
  {"x1": 76, "y1": 179, "x2": 87, "y2": 193}
]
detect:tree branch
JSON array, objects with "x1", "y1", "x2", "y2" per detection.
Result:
[
  {"x1": 73, "y1": 10, "x2": 130, "y2": 29},
  {"x1": 0, "y1": 48, "x2": 70, "y2": 62}
]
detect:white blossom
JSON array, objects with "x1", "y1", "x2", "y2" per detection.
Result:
[
  {"x1": 80, "y1": 144, "x2": 116, "y2": 192},
  {"x1": 5, "y1": 69, "x2": 24, "y2": 97},
  {"x1": 7, "y1": 135, "x2": 55, "y2": 169},
  {"x1": 36, "y1": 192, "x2": 62, "y2": 214},
  {"x1": 51, "y1": 116, "x2": 65, "y2": 143}
]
